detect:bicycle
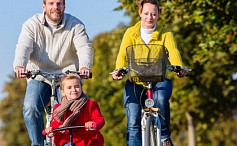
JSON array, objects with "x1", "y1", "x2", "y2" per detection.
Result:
[
  {"x1": 111, "y1": 44, "x2": 191, "y2": 146},
  {"x1": 22, "y1": 70, "x2": 92, "y2": 146},
  {"x1": 42, "y1": 125, "x2": 95, "y2": 146}
]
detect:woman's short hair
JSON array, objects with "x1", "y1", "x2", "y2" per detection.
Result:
[{"x1": 138, "y1": 0, "x2": 159, "y2": 13}]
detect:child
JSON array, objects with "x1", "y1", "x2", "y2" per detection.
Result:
[{"x1": 43, "y1": 74, "x2": 105, "y2": 146}]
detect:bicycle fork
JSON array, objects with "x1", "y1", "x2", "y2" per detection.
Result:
[
  {"x1": 141, "y1": 82, "x2": 162, "y2": 146},
  {"x1": 44, "y1": 113, "x2": 53, "y2": 146},
  {"x1": 44, "y1": 80, "x2": 58, "y2": 146},
  {"x1": 141, "y1": 110, "x2": 161, "y2": 146}
]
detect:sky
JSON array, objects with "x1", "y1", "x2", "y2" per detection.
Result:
[{"x1": 0, "y1": 0, "x2": 130, "y2": 100}]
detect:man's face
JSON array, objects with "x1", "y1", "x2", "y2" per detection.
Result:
[{"x1": 42, "y1": 0, "x2": 65, "y2": 23}]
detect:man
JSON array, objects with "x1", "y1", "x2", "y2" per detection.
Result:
[{"x1": 13, "y1": 0, "x2": 93, "y2": 145}]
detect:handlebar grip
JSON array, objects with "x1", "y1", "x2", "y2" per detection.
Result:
[
  {"x1": 20, "y1": 72, "x2": 33, "y2": 78},
  {"x1": 42, "y1": 129, "x2": 54, "y2": 138},
  {"x1": 88, "y1": 72, "x2": 92, "y2": 78},
  {"x1": 78, "y1": 72, "x2": 92, "y2": 78},
  {"x1": 167, "y1": 65, "x2": 191, "y2": 77},
  {"x1": 185, "y1": 72, "x2": 191, "y2": 77},
  {"x1": 91, "y1": 123, "x2": 96, "y2": 130},
  {"x1": 117, "y1": 68, "x2": 128, "y2": 77}
]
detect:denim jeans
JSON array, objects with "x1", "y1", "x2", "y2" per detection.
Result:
[
  {"x1": 124, "y1": 79, "x2": 172, "y2": 146},
  {"x1": 23, "y1": 79, "x2": 61, "y2": 146}
]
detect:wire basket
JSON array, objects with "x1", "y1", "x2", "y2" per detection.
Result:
[{"x1": 126, "y1": 44, "x2": 168, "y2": 82}]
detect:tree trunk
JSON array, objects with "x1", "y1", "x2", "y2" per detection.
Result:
[{"x1": 185, "y1": 111, "x2": 196, "y2": 146}]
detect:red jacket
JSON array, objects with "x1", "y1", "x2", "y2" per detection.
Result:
[{"x1": 50, "y1": 99, "x2": 105, "y2": 146}]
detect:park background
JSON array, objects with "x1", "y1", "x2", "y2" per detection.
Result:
[{"x1": 0, "y1": 0, "x2": 237, "y2": 146}]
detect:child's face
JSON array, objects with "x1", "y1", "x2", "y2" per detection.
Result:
[{"x1": 61, "y1": 78, "x2": 82, "y2": 100}]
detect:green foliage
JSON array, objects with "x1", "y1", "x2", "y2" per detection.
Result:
[
  {"x1": 116, "y1": 0, "x2": 237, "y2": 145},
  {"x1": 115, "y1": 0, "x2": 140, "y2": 24},
  {"x1": 84, "y1": 26, "x2": 128, "y2": 145},
  {"x1": 1, "y1": 0, "x2": 237, "y2": 145},
  {"x1": 0, "y1": 75, "x2": 31, "y2": 146}
]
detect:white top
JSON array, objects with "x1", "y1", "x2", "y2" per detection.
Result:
[{"x1": 140, "y1": 23, "x2": 156, "y2": 44}]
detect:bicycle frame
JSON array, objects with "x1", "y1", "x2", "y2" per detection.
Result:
[
  {"x1": 44, "y1": 75, "x2": 61, "y2": 146},
  {"x1": 126, "y1": 44, "x2": 168, "y2": 146},
  {"x1": 112, "y1": 44, "x2": 191, "y2": 146},
  {"x1": 141, "y1": 82, "x2": 162, "y2": 146}
]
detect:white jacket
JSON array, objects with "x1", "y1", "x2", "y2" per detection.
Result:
[{"x1": 13, "y1": 13, "x2": 94, "y2": 74}]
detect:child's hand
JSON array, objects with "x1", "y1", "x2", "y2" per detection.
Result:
[
  {"x1": 85, "y1": 121, "x2": 97, "y2": 130},
  {"x1": 42, "y1": 127, "x2": 53, "y2": 137},
  {"x1": 45, "y1": 127, "x2": 53, "y2": 134}
]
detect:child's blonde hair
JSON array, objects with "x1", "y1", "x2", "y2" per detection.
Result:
[{"x1": 60, "y1": 74, "x2": 82, "y2": 91}]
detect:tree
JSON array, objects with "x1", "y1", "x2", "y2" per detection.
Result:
[
  {"x1": 1, "y1": 0, "x2": 237, "y2": 145},
  {"x1": 115, "y1": 0, "x2": 237, "y2": 145},
  {"x1": 84, "y1": 25, "x2": 128, "y2": 146},
  {"x1": 0, "y1": 75, "x2": 31, "y2": 146}
]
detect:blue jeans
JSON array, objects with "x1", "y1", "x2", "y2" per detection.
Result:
[
  {"x1": 124, "y1": 79, "x2": 172, "y2": 146},
  {"x1": 23, "y1": 79, "x2": 61, "y2": 146}
]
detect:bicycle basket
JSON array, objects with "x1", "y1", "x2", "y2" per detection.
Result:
[{"x1": 126, "y1": 44, "x2": 168, "y2": 82}]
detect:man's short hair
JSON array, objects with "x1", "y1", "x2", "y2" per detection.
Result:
[{"x1": 43, "y1": 0, "x2": 65, "y2": 4}]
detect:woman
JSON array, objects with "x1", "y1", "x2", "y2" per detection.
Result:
[{"x1": 112, "y1": 0, "x2": 188, "y2": 146}]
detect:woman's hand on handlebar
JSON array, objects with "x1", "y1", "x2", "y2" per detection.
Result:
[
  {"x1": 111, "y1": 68, "x2": 128, "y2": 80},
  {"x1": 167, "y1": 65, "x2": 191, "y2": 77},
  {"x1": 15, "y1": 66, "x2": 28, "y2": 78},
  {"x1": 176, "y1": 68, "x2": 189, "y2": 78},
  {"x1": 111, "y1": 70, "x2": 123, "y2": 80}
]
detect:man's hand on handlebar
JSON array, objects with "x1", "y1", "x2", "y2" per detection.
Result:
[
  {"x1": 79, "y1": 67, "x2": 91, "y2": 79},
  {"x1": 15, "y1": 66, "x2": 28, "y2": 78}
]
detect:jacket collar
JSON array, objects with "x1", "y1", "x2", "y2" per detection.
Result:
[
  {"x1": 41, "y1": 12, "x2": 65, "y2": 28},
  {"x1": 131, "y1": 21, "x2": 164, "y2": 41}
]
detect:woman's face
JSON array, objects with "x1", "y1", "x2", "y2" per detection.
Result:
[
  {"x1": 61, "y1": 79, "x2": 82, "y2": 101},
  {"x1": 139, "y1": 3, "x2": 159, "y2": 29}
]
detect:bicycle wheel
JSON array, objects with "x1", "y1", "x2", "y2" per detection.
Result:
[{"x1": 145, "y1": 115, "x2": 156, "y2": 146}]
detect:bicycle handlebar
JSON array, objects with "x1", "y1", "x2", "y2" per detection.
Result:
[
  {"x1": 166, "y1": 65, "x2": 192, "y2": 77},
  {"x1": 110, "y1": 67, "x2": 129, "y2": 77},
  {"x1": 111, "y1": 65, "x2": 192, "y2": 77},
  {"x1": 42, "y1": 125, "x2": 96, "y2": 136},
  {"x1": 21, "y1": 70, "x2": 92, "y2": 79}
]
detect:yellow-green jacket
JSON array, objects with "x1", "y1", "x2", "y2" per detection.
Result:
[{"x1": 115, "y1": 21, "x2": 183, "y2": 85}]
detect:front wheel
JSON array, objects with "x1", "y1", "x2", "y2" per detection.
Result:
[{"x1": 145, "y1": 115, "x2": 156, "y2": 146}]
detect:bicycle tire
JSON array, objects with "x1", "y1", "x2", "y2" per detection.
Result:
[{"x1": 145, "y1": 115, "x2": 157, "y2": 146}]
